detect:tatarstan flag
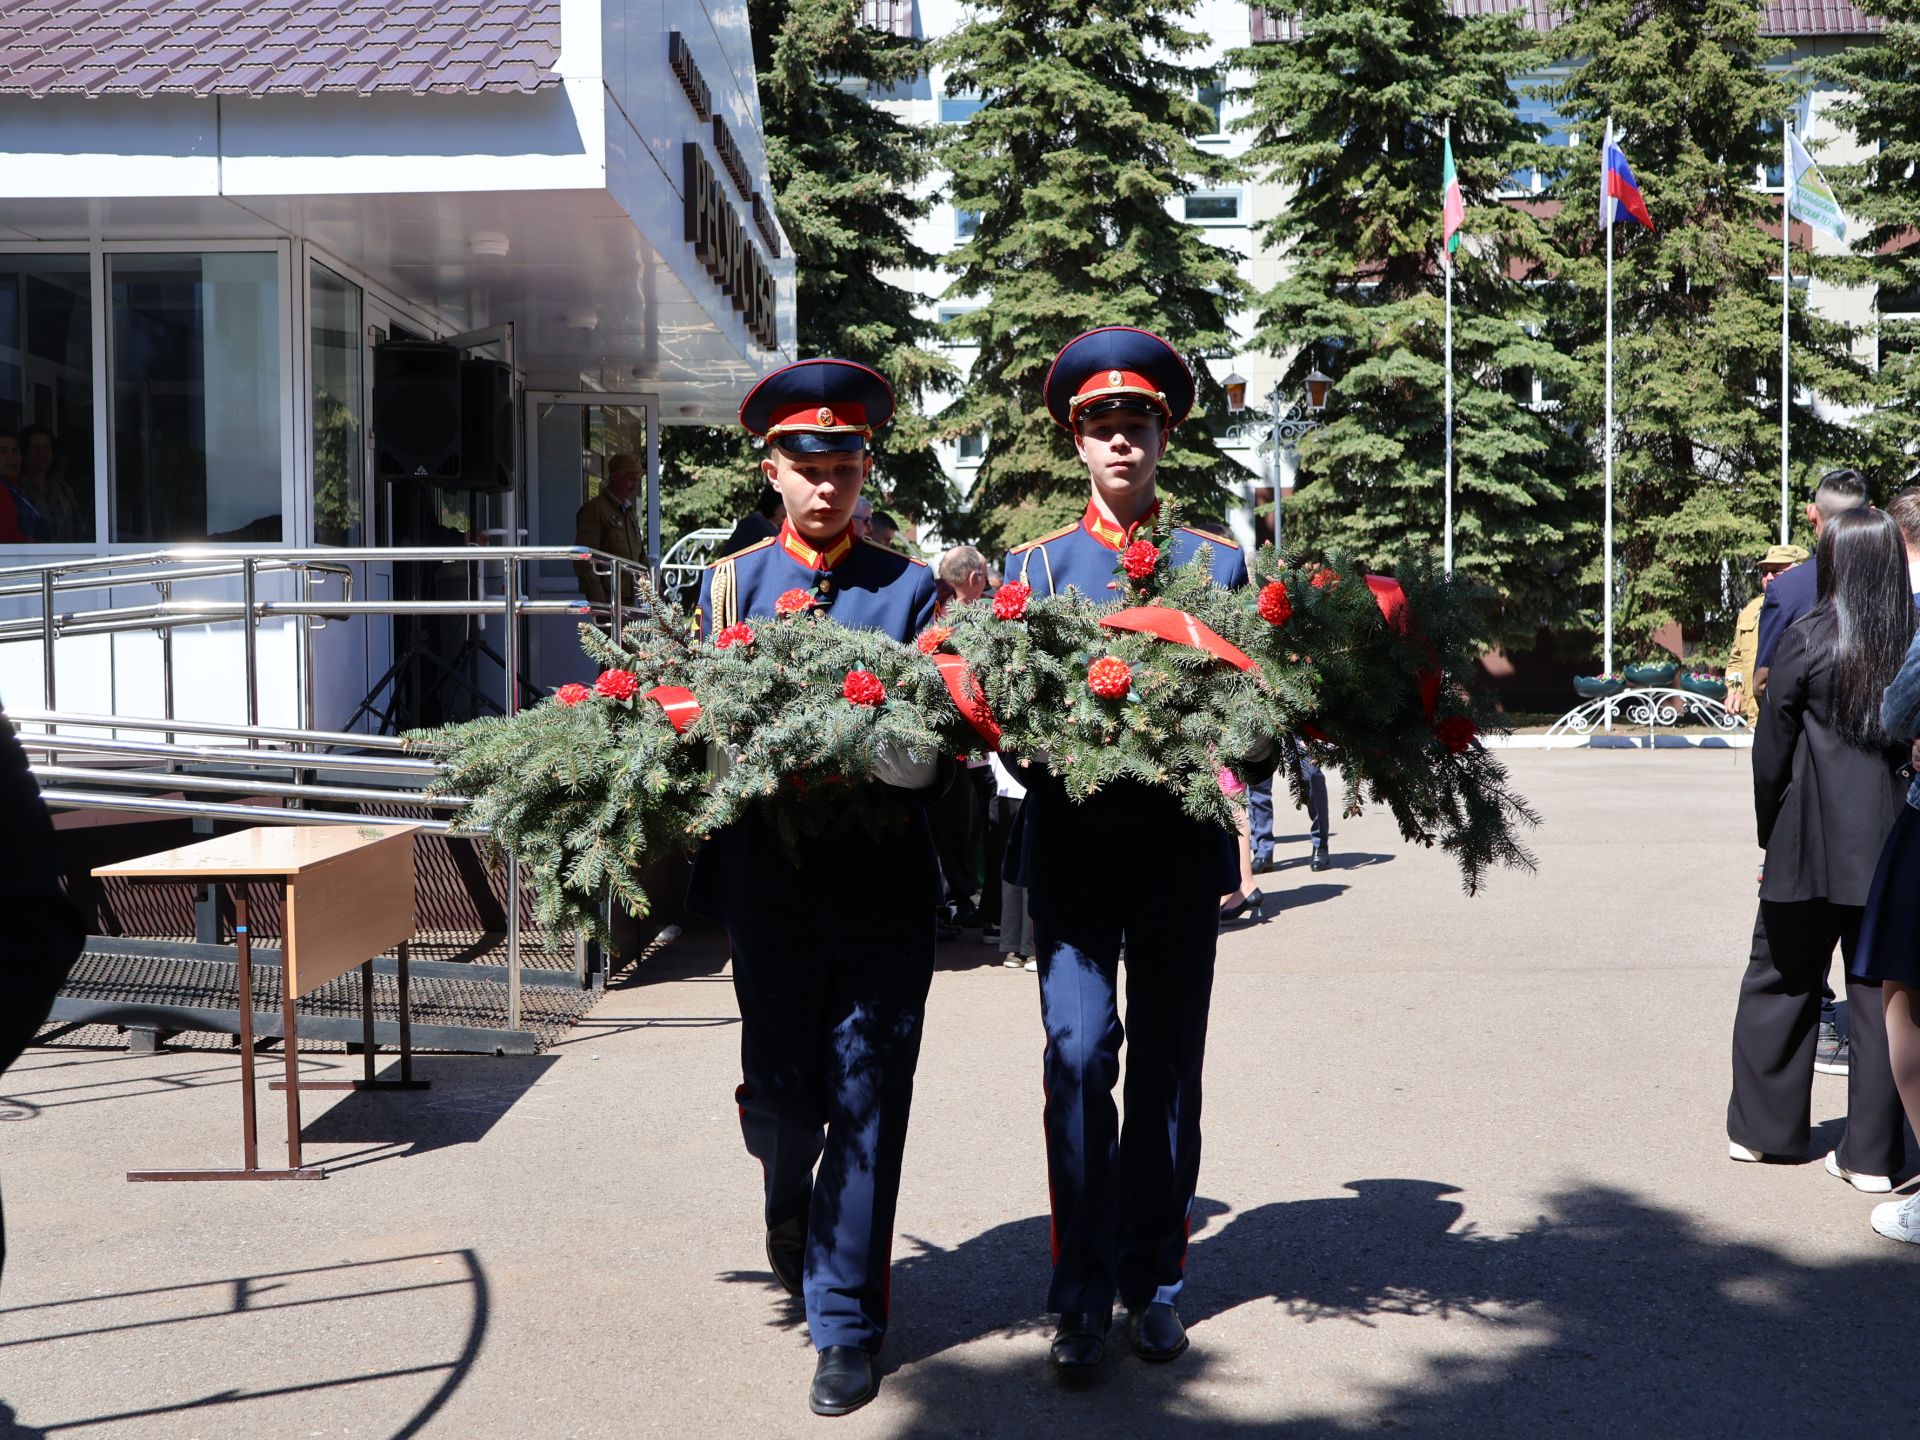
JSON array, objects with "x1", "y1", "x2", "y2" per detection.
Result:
[{"x1": 1442, "y1": 129, "x2": 1464, "y2": 271}]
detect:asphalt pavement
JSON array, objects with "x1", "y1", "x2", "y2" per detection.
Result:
[{"x1": 4, "y1": 748, "x2": 1919, "y2": 1438}]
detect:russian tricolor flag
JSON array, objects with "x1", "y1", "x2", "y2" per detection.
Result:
[{"x1": 1600, "y1": 126, "x2": 1654, "y2": 231}]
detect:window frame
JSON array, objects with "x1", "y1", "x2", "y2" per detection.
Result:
[{"x1": 1182, "y1": 189, "x2": 1244, "y2": 226}]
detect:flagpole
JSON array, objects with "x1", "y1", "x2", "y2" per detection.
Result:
[
  {"x1": 1444, "y1": 117, "x2": 1455, "y2": 577},
  {"x1": 1780, "y1": 118, "x2": 1792, "y2": 544},
  {"x1": 1603, "y1": 117, "x2": 1615, "y2": 689}
]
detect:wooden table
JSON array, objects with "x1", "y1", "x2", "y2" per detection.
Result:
[{"x1": 94, "y1": 824, "x2": 428, "y2": 1181}]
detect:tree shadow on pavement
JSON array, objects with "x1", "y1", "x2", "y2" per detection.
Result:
[{"x1": 872, "y1": 1178, "x2": 1920, "y2": 1437}]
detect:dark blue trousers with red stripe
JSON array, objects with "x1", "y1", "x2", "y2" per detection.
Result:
[
  {"x1": 729, "y1": 923, "x2": 934, "y2": 1354},
  {"x1": 1033, "y1": 892, "x2": 1219, "y2": 1317}
]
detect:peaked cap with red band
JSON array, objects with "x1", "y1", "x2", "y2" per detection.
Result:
[
  {"x1": 1043, "y1": 326, "x2": 1195, "y2": 431},
  {"x1": 739, "y1": 357, "x2": 895, "y2": 454}
]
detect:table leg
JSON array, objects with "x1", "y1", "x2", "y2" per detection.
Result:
[
  {"x1": 361, "y1": 960, "x2": 377, "y2": 1087},
  {"x1": 282, "y1": 968, "x2": 303, "y2": 1170},
  {"x1": 128, "y1": 881, "x2": 323, "y2": 1181},
  {"x1": 235, "y1": 886, "x2": 258, "y2": 1170}
]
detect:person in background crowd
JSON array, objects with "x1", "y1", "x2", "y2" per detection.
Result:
[
  {"x1": 850, "y1": 495, "x2": 874, "y2": 543},
  {"x1": 572, "y1": 452, "x2": 646, "y2": 605},
  {"x1": 1725, "y1": 544, "x2": 1810, "y2": 725},
  {"x1": 1729, "y1": 508, "x2": 1914, "y2": 1196},
  {"x1": 931, "y1": 545, "x2": 995, "y2": 932},
  {"x1": 1853, "y1": 576, "x2": 1920, "y2": 1242},
  {"x1": 937, "y1": 545, "x2": 990, "y2": 609},
  {"x1": 690, "y1": 359, "x2": 944, "y2": 1418},
  {"x1": 1754, "y1": 468, "x2": 1871, "y2": 700},
  {"x1": 990, "y1": 752, "x2": 1035, "y2": 969},
  {"x1": 0, "y1": 712, "x2": 87, "y2": 1282},
  {"x1": 1885, "y1": 488, "x2": 1920, "y2": 599},
  {"x1": 870, "y1": 511, "x2": 900, "y2": 550},
  {"x1": 1246, "y1": 742, "x2": 1331, "y2": 879},
  {"x1": 17, "y1": 425, "x2": 76, "y2": 544},
  {"x1": 716, "y1": 486, "x2": 785, "y2": 560},
  {"x1": 1219, "y1": 770, "x2": 1263, "y2": 925},
  {"x1": 0, "y1": 432, "x2": 46, "y2": 543}
]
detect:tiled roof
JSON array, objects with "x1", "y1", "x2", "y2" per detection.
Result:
[
  {"x1": 0, "y1": 1, "x2": 562, "y2": 98},
  {"x1": 1760, "y1": 0, "x2": 1882, "y2": 34},
  {"x1": 1252, "y1": 0, "x2": 1879, "y2": 40}
]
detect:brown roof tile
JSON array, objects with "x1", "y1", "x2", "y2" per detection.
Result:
[
  {"x1": 0, "y1": 0, "x2": 561, "y2": 96},
  {"x1": 1251, "y1": 0, "x2": 1879, "y2": 39}
]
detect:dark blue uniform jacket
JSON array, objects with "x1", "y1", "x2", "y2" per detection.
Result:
[
  {"x1": 688, "y1": 523, "x2": 944, "y2": 930},
  {"x1": 1001, "y1": 504, "x2": 1250, "y2": 919}
]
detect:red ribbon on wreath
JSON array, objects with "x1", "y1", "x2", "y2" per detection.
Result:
[
  {"x1": 1097, "y1": 606, "x2": 1257, "y2": 673},
  {"x1": 932, "y1": 652, "x2": 1003, "y2": 750},
  {"x1": 646, "y1": 684, "x2": 702, "y2": 734}
]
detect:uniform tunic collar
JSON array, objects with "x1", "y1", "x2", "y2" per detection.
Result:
[
  {"x1": 1080, "y1": 499, "x2": 1159, "y2": 552},
  {"x1": 778, "y1": 520, "x2": 856, "y2": 571}
]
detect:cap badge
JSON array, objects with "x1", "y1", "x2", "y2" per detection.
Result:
[
  {"x1": 1108, "y1": 370, "x2": 1123, "y2": 385},
  {"x1": 817, "y1": 406, "x2": 835, "y2": 426}
]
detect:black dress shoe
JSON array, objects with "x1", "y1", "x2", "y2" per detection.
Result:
[
  {"x1": 766, "y1": 1215, "x2": 805, "y2": 1297},
  {"x1": 1310, "y1": 849, "x2": 1330, "y2": 872},
  {"x1": 1128, "y1": 1302, "x2": 1189, "y2": 1362},
  {"x1": 809, "y1": 1346, "x2": 878, "y2": 1416},
  {"x1": 1050, "y1": 1310, "x2": 1112, "y2": 1375}
]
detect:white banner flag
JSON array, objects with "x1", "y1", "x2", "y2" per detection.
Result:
[{"x1": 1787, "y1": 128, "x2": 1848, "y2": 244}]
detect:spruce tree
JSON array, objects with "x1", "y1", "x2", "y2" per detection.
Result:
[
  {"x1": 1542, "y1": 0, "x2": 1875, "y2": 656},
  {"x1": 660, "y1": 0, "x2": 955, "y2": 543},
  {"x1": 1822, "y1": 2, "x2": 1920, "y2": 486},
  {"x1": 1231, "y1": 0, "x2": 1590, "y2": 647},
  {"x1": 933, "y1": 0, "x2": 1246, "y2": 551}
]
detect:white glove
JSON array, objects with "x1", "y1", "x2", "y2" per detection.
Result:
[
  {"x1": 705, "y1": 740, "x2": 743, "y2": 783},
  {"x1": 872, "y1": 739, "x2": 938, "y2": 790}
]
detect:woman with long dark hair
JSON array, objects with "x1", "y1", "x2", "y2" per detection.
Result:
[
  {"x1": 1854, "y1": 565, "x2": 1920, "y2": 1241},
  {"x1": 1729, "y1": 508, "x2": 1915, "y2": 1190}
]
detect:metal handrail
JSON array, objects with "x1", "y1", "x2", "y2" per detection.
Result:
[
  {"x1": 11, "y1": 731, "x2": 439, "y2": 775},
  {"x1": 0, "y1": 540, "x2": 661, "y2": 1034},
  {"x1": 5, "y1": 709, "x2": 414, "y2": 750},
  {"x1": 28, "y1": 763, "x2": 468, "y2": 809},
  {"x1": 33, "y1": 789, "x2": 466, "y2": 832}
]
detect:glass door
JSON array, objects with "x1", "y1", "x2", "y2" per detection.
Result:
[{"x1": 523, "y1": 391, "x2": 658, "y2": 692}]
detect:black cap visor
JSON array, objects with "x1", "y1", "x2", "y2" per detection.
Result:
[
  {"x1": 1075, "y1": 396, "x2": 1168, "y2": 424},
  {"x1": 770, "y1": 431, "x2": 870, "y2": 455}
]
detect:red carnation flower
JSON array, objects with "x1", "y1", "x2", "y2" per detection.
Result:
[
  {"x1": 1122, "y1": 539, "x2": 1159, "y2": 581},
  {"x1": 915, "y1": 625, "x2": 954, "y2": 655},
  {"x1": 594, "y1": 669, "x2": 640, "y2": 702},
  {"x1": 775, "y1": 588, "x2": 817, "y2": 617},
  {"x1": 714, "y1": 622, "x2": 756, "y2": 650},
  {"x1": 1256, "y1": 581, "x2": 1293, "y2": 627},
  {"x1": 1087, "y1": 655, "x2": 1133, "y2": 700},
  {"x1": 1435, "y1": 716, "x2": 1478, "y2": 754},
  {"x1": 842, "y1": 669, "x2": 887, "y2": 707},
  {"x1": 992, "y1": 582, "x2": 1032, "y2": 620},
  {"x1": 554, "y1": 682, "x2": 593, "y2": 707},
  {"x1": 1311, "y1": 568, "x2": 1340, "y2": 591}
]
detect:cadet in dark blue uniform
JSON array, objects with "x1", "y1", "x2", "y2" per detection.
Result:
[
  {"x1": 689, "y1": 359, "x2": 942, "y2": 1418},
  {"x1": 1003, "y1": 327, "x2": 1257, "y2": 1376}
]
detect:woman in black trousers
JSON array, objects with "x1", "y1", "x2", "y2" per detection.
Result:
[{"x1": 1729, "y1": 508, "x2": 1915, "y2": 1189}]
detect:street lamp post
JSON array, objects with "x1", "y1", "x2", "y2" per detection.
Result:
[{"x1": 1225, "y1": 369, "x2": 1332, "y2": 559}]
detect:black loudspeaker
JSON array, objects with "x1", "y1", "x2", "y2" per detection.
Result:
[
  {"x1": 374, "y1": 340, "x2": 462, "y2": 482},
  {"x1": 457, "y1": 357, "x2": 515, "y2": 492}
]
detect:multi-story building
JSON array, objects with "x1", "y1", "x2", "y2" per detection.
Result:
[{"x1": 869, "y1": 0, "x2": 1893, "y2": 556}]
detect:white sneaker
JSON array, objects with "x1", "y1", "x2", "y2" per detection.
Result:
[
  {"x1": 1023, "y1": 957, "x2": 1038, "y2": 973},
  {"x1": 1728, "y1": 1141, "x2": 1768, "y2": 1163},
  {"x1": 1870, "y1": 1194, "x2": 1920, "y2": 1243},
  {"x1": 1827, "y1": 1150, "x2": 1893, "y2": 1194}
]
